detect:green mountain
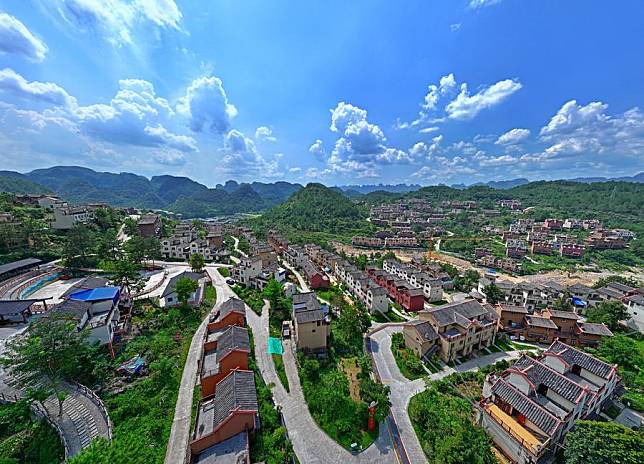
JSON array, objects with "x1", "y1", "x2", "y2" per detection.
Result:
[
  {"x1": 0, "y1": 171, "x2": 52, "y2": 195},
  {"x1": 254, "y1": 183, "x2": 368, "y2": 236},
  {"x1": 150, "y1": 175, "x2": 208, "y2": 204}
]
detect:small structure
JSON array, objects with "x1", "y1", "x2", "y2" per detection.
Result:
[
  {"x1": 160, "y1": 271, "x2": 207, "y2": 307},
  {"x1": 137, "y1": 214, "x2": 162, "y2": 238},
  {"x1": 292, "y1": 292, "x2": 330, "y2": 353},
  {"x1": 0, "y1": 299, "x2": 42, "y2": 323},
  {"x1": 200, "y1": 325, "x2": 250, "y2": 398},
  {"x1": 0, "y1": 258, "x2": 42, "y2": 283}
]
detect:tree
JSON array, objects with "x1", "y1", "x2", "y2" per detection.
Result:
[
  {"x1": 124, "y1": 234, "x2": 146, "y2": 264},
  {"x1": 175, "y1": 277, "x2": 198, "y2": 306},
  {"x1": 96, "y1": 228, "x2": 120, "y2": 262},
  {"x1": 143, "y1": 237, "x2": 161, "y2": 267},
  {"x1": 112, "y1": 257, "x2": 143, "y2": 293},
  {"x1": 592, "y1": 274, "x2": 641, "y2": 289},
  {"x1": 122, "y1": 217, "x2": 138, "y2": 236},
  {"x1": 263, "y1": 279, "x2": 284, "y2": 308},
  {"x1": 552, "y1": 295, "x2": 574, "y2": 311},
  {"x1": 0, "y1": 313, "x2": 90, "y2": 417},
  {"x1": 62, "y1": 224, "x2": 95, "y2": 271},
  {"x1": 585, "y1": 300, "x2": 629, "y2": 331},
  {"x1": 564, "y1": 420, "x2": 644, "y2": 464},
  {"x1": 189, "y1": 253, "x2": 205, "y2": 273},
  {"x1": 483, "y1": 284, "x2": 504, "y2": 304}
]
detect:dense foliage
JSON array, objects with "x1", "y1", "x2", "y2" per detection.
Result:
[
  {"x1": 391, "y1": 332, "x2": 426, "y2": 380},
  {"x1": 585, "y1": 301, "x2": 629, "y2": 331},
  {"x1": 563, "y1": 420, "x2": 644, "y2": 464},
  {"x1": 251, "y1": 183, "x2": 373, "y2": 243},
  {"x1": 589, "y1": 335, "x2": 644, "y2": 411},
  {"x1": 0, "y1": 400, "x2": 64, "y2": 464}
]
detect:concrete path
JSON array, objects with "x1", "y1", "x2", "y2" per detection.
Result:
[
  {"x1": 231, "y1": 236, "x2": 248, "y2": 257},
  {"x1": 368, "y1": 325, "x2": 524, "y2": 464},
  {"x1": 202, "y1": 269, "x2": 397, "y2": 464},
  {"x1": 280, "y1": 260, "x2": 310, "y2": 292}
]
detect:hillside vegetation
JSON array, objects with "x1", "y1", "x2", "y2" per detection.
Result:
[{"x1": 251, "y1": 183, "x2": 373, "y2": 243}]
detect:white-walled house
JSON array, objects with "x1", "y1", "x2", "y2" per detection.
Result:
[{"x1": 160, "y1": 271, "x2": 209, "y2": 307}]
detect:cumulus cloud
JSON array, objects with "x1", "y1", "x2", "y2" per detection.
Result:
[
  {"x1": 496, "y1": 128, "x2": 530, "y2": 145},
  {"x1": 538, "y1": 100, "x2": 644, "y2": 158},
  {"x1": 446, "y1": 79, "x2": 522, "y2": 120},
  {"x1": 330, "y1": 102, "x2": 367, "y2": 132},
  {"x1": 177, "y1": 75, "x2": 237, "y2": 134},
  {"x1": 49, "y1": 0, "x2": 182, "y2": 46},
  {"x1": 0, "y1": 12, "x2": 48, "y2": 62},
  {"x1": 0, "y1": 68, "x2": 76, "y2": 109},
  {"x1": 255, "y1": 125, "x2": 276, "y2": 142},
  {"x1": 220, "y1": 129, "x2": 281, "y2": 177},
  {"x1": 421, "y1": 73, "x2": 456, "y2": 113},
  {"x1": 309, "y1": 139, "x2": 325, "y2": 159}
]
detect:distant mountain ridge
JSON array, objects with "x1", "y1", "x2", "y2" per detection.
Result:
[
  {"x1": 0, "y1": 166, "x2": 302, "y2": 218},
  {"x1": 337, "y1": 183, "x2": 422, "y2": 194}
]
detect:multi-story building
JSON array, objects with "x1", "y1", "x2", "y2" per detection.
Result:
[
  {"x1": 231, "y1": 256, "x2": 262, "y2": 287},
  {"x1": 410, "y1": 300, "x2": 498, "y2": 363},
  {"x1": 478, "y1": 341, "x2": 619, "y2": 464},
  {"x1": 137, "y1": 213, "x2": 162, "y2": 237},
  {"x1": 52, "y1": 206, "x2": 94, "y2": 230},
  {"x1": 351, "y1": 236, "x2": 384, "y2": 248},
  {"x1": 292, "y1": 292, "x2": 330, "y2": 353}
]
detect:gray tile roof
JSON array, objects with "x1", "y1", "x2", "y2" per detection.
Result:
[
  {"x1": 491, "y1": 377, "x2": 562, "y2": 435},
  {"x1": 53, "y1": 299, "x2": 92, "y2": 320},
  {"x1": 162, "y1": 271, "x2": 203, "y2": 298},
  {"x1": 295, "y1": 310, "x2": 326, "y2": 324},
  {"x1": 525, "y1": 316, "x2": 558, "y2": 329},
  {"x1": 217, "y1": 326, "x2": 250, "y2": 360},
  {"x1": 546, "y1": 341, "x2": 614, "y2": 379},
  {"x1": 512, "y1": 355, "x2": 585, "y2": 404},
  {"x1": 546, "y1": 310, "x2": 579, "y2": 320},
  {"x1": 292, "y1": 292, "x2": 320, "y2": 312},
  {"x1": 407, "y1": 320, "x2": 437, "y2": 342},
  {"x1": 218, "y1": 297, "x2": 246, "y2": 319},
  {"x1": 194, "y1": 431, "x2": 249, "y2": 464},
  {"x1": 424, "y1": 299, "x2": 494, "y2": 328},
  {"x1": 213, "y1": 370, "x2": 257, "y2": 429},
  {"x1": 498, "y1": 304, "x2": 528, "y2": 314},
  {"x1": 577, "y1": 322, "x2": 613, "y2": 336}
]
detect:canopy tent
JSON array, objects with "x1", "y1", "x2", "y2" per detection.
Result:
[{"x1": 267, "y1": 337, "x2": 283, "y2": 355}]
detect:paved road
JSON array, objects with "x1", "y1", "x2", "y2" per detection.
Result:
[
  {"x1": 164, "y1": 267, "x2": 227, "y2": 464},
  {"x1": 368, "y1": 326, "x2": 524, "y2": 464},
  {"x1": 280, "y1": 260, "x2": 310, "y2": 292},
  {"x1": 243, "y1": 296, "x2": 397, "y2": 464}
]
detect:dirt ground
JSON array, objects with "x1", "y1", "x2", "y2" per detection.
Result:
[
  {"x1": 332, "y1": 241, "x2": 644, "y2": 287},
  {"x1": 340, "y1": 357, "x2": 361, "y2": 402}
]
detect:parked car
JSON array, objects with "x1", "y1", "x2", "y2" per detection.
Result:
[{"x1": 226, "y1": 278, "x2": 235, "y2": 285}]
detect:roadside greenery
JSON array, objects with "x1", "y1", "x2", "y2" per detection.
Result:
[
  {"x1": 272, "y1": 354, "x2": 289, "y2": 393},
  {"x1": 588, "y1": 335, "x2": 644, "y2": 411},
  {"x1": 247, "y1": 333, "x2": 295, "y2": 463},
  {"x1": 563, "y1": 420, "x2": 644, "y2": 464},
  {"x1": 231, "y1": 285, "x2": 264, "y2": 314},
  {"x1": 0, "y1": 400, "x2": 64, "y2": 464},
  {"x1": 297, "y1": 297, "x2": 390, "y2": 450},
  {"x1": 585, "y1": 300, "x2": 629, "y2": 331},
  {"x1": 391, "y1": 333, "x2": 426, "y2": 380}
]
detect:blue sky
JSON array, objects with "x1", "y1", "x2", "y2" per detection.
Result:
[{"x1": 0, "y1": 0, "x2": 642, "y2": 187}]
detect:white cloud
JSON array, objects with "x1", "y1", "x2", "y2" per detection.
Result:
[
  {"x1": 469, "y1": 0, "x2": 503, "y2": 9},
  {"x1": 255, "y1": 125, "x2": 276, "y2": 142},
  {"x1": 309, "y1": 139, "x2": 325, "y2": 158},
  {"x1": 421, "y1": 73, "x2": 456, "y2": 113},
  {"x1": 377, "y1": 148, "x2": 414, "y2": 164},
  {"x1": 450, "y1": 23, "x2": 461, "y2": 32},
  {"x1": 288, "y1": 167, "x2": 302, "y2": 174},
  {"x1": 49, "y1": 0, "x2": 182, "y2": 46},
  {"x1": 419, "y1": 126, "x2": 439, "y2": 134},
  {"x1": 177, "y1": 75, "x2": 237, "y2": 134},
  {"x1": 496, "y1": 128, "x2": 530, "y2": 145},
  {"x1": 539, "y1": 100, "x2": 644, "y2": 158},
  {"x1": 330, "y1": 101, "x2": 367, "y2": 132},
  {"x1": 0, "y1": 68, "x2": 76, "y2": 109},
  {"x1": 446, "y1": 79, "x2": 522, "y2": 120},
  {"x1": 143, "y1": 124, "x2": 197, "y2": 152},
  {"x1": 221, "y1": 129, "x2": 281, "y2": 178},
  {"x1": 0, "y1": 13, "x2": 48, "y2": 62}
]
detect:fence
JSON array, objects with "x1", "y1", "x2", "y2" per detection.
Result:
[{"x1": 71, "y1": 381, "x2": 113, "y2": 440}]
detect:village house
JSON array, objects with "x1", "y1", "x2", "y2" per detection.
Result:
[
  {"x1": 413, "y1": 300, "x2": 499, "y2": 363},
  {"x1": 292, "y1": 292, "x2": 330, "y2": 353},
  {"x1": 478, "y1": 341, "x2": 619, "y2": 464},
  {"x1": 52, "y1": 205, "x2": 94, "y2": 230},
  {"x1": 137, "y1": 213, "x2": 162, "y2": 238},
  {"x1": 190, "y1": 369, "x2": 258, "y2": 456},
  {"x1": 351, "y1": 236, "x2": 384, "y2": 248},
  {"x1": 302, "y1": 259, "x2": 330, "y2": 289},
  {"x1": 266, "y1": 230, "x2": 289, "y2": 253},
  {"x1": 160, "y1": 271, "x2": 208, "y2": 307},
  {"x1": 403, "y1": 319, "x2": 439, "y2": 359},
  {"x1": 231, "y1": 256, "x2": 262, "y2": 287},
  {"x1": 207, "y1": 297, "x2": 246, "y2": 332},
  {"x1": 200, "y1": 325, "x2": 250, "y2": 398}
]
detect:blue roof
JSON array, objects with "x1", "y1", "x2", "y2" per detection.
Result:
[{"x1": 69, "y1": 286, "x2": 120, "y2": 302}]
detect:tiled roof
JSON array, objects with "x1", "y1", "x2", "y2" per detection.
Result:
[
  {"x1": 217, "y1": 326, "x2": 250, "y2": 360},
  {"x1": 53, "y1": 299, "x2": 92, "y2": 320},
  {"x1": 194, "y1": 431, "x2": 249, "y2": 464},
  {"x1": 218, "y1": 297, "x2": 246, "y2": 318},
  {"x1": 491, "y1": 377, "x2": 562, "y2": 435},
  {"x1": 162, "y1": 271, "x2": 203, "y2": 297},
  {"x1": 292, "y1": 292, "x2": 320, "y2": 311},
  {"x1": 512, "y1": 356, "x2": 585, "y2": 404},
  {"x1": 424, "y1": 300, "x2": 493, "y2": 328},
  {"x1": 295, "y1": 310, "x2": 325, "y2": 324},
  {"x1": 407, "y1": 320, "x2": 437, "y2": 342},
  {"x1": 525, "y1": 316, "x2": 558, "y2": 329},
  {"x1": 498, "y1": 304, "x2": 528, "y2": 314},
  {"x1": 546, "y1": 310, "x2": 579, "y2": 320},
  {"x1": 577, "y1": 322, "x2": 613, "y2": 336},
  {"x1": 546, "y1": 341, "x2": 614, "y2": 379}
]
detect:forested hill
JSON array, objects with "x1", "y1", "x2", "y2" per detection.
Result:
[
  {"x1": 0, "y1": 166, "x2": 302, "y2": 218},
  {"x1": 251, "y1": 183, "x2": 371, "y2": 240}
]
